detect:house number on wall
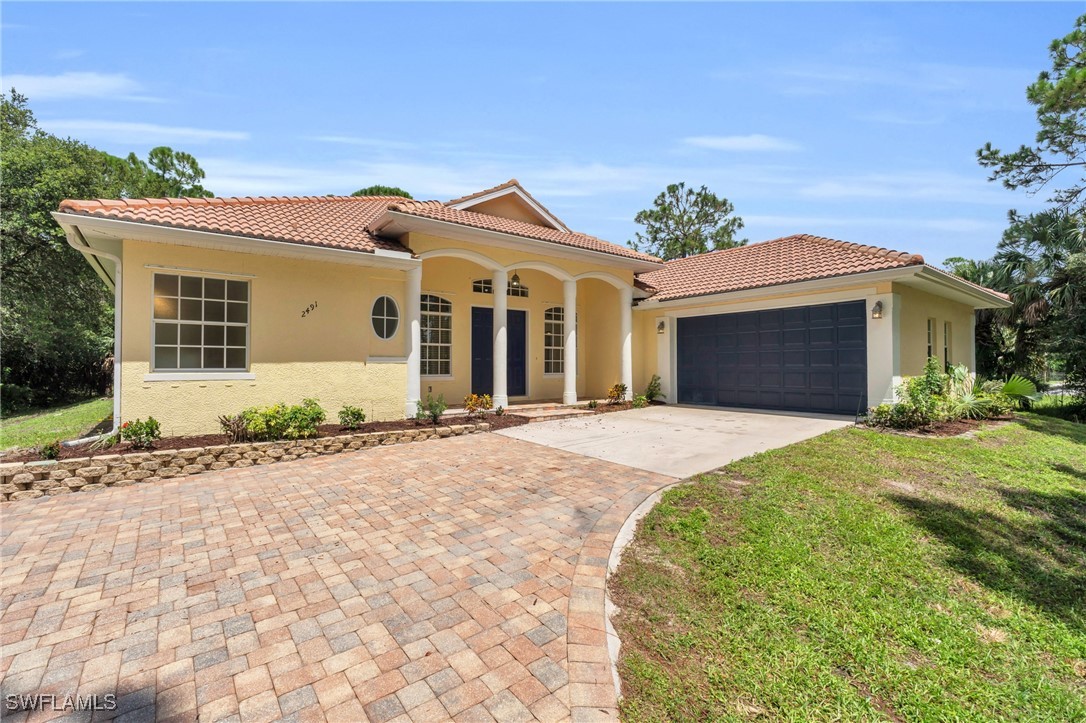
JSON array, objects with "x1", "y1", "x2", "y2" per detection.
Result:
[{"x1": 301, "y1": 301, "x2": 318, "y2": 318}]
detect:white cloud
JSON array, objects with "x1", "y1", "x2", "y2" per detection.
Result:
[
  {"x1": 41, "y1": 119, "x2": 249, "y2": 143},
  {"x1": 683, "y1": 134, "x2": 800, "y2": 152},
  {"x1": 1, "y1": 71, "x2": 157, "y2": 101}
]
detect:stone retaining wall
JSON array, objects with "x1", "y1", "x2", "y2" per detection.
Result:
[{"x1": 0, "y1": 423, "x2": 489, "y2": 503}]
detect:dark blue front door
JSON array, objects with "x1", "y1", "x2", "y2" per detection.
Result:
[{"x1": 471, "y1": 307, "x2": 527, "y2": 397}]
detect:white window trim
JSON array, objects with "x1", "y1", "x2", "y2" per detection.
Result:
[
  {"x1": 143, "y1": 372, "x2": 255, "y2": 382},
  {"x1": 420, "y1": 294, "x2": 453, "y2": 377},
  {"x1": 543, "y1": 306, "x2": 564, "y2": 376},
  {"x1": 151, "y1": 272, "x2": 251, "y2": 373},
  {"x1": 371, "y1": 295, "x2": 401, "y2": 341}
]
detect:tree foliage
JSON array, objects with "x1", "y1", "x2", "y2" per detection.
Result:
[
  {"x1": 947, "y1": 211, "x2": 1086, "y2": 391},
  {"x1": 124, "y1": 146, "x2": 214, "y2": 198},
  {"x1": 977, "y1": 14, "x2": 1086, "y2": 213},
  {"x1": 629, "y1": 182, "x2": 746, "y2": 260},
  {"x1": 351, "y1": 185, "x2": 413, "y2": 198},
  {"x1": 1, "y1": 90, "x2": 214, "y2": 412}
]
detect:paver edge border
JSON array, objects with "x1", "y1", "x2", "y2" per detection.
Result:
[{"x1": 565, "y1": 474, "x2": 681, "y2": 721}]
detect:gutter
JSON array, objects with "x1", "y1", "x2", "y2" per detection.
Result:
[{"x1": 63, "y1": 226, "x2": 122, "y2": 446}]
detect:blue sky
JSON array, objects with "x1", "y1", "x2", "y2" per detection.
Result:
[{"x1": 2, "y1": 2, "x2": 1076, "y2": 265}]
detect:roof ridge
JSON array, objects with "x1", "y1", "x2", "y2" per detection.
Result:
[
  {"x1": 58, "y1": 195, "x2": 409, "y2": 213},
  {"x1": 444, "y1": 179, "x2": 521, "y2": 206},
  {"x1": 794, "y1": 233, "x2": 924, "y2": 265}
]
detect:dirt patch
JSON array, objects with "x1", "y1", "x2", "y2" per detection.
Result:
[
  {"x1": 975, "y1": 625, "x2": 1009, "y2": 644},
  {"x1": 0, "y1": 414, "x2": 529, "y2": 462}
]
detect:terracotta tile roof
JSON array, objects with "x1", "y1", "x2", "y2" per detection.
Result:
[
  {"x1": 56, "y1": 196, "x2": 413, "y2": 255},
  {"x1": 445, "y1": 178, "x2": 570, "y2": 231},
  {"x1": 637, "y1": 233, "x2": 925, "y2": 301},
  {"x1": 387, "y1": 199, "x2": 662, "y2": 264}
]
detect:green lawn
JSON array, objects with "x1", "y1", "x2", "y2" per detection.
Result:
[
  {"x1": 611, "y1": 415, "x2": 1086, "y2": 721},
  {"x1": 0, "y1": 397, "x2": 112, "y2": 451}
]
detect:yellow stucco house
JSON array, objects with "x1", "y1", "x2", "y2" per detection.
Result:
[{"x1": 54, "y1": 180, "x2": 1010, "y2": 435}]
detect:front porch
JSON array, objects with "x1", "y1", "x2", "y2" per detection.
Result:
[{"x1": 401, "y1": 245, "x2": 638, "y2": 417}]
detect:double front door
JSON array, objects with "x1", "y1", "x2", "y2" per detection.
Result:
[{"x1": 471, "y1": 307, "x2": 527, "y2": 397}]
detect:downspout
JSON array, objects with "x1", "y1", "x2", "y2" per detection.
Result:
[{"x1": 63, "y1": 227, "x2": 122, "y2": 446}]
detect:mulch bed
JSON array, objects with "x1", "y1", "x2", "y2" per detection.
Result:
[
  {"x1": 866, "y1": 416, "x2": 1015, "y2": 438},
  {"x1": 577, "y1": 399, "x2": 665, "y2": 414},
  {"x1": 0, "y1": 414, "x2": 530, "y2": 463}
]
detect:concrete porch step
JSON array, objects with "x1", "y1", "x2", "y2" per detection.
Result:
[{"x1": 520, "y1": 408, "x2": 597, "y2": 423}]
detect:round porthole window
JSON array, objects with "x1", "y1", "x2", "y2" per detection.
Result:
[{"x1": 371, "y1": 296, "x2": 399, "y2": 340}]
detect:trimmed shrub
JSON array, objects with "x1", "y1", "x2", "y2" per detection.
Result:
[
  {"x1": 121, "y1": 418, "x2": 161, "y2": 449},
  {"x1": 338, "y1": 405, "x2": 366, "y2": 430},
  {"x1": 240, "y1": 399, "x2": 326, "y2": 441}
]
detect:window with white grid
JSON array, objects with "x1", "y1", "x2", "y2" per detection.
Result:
[
  {"x1": 420, "y1": 294, "x2": 452, "y2": 376},
  {"x1": 472, "y1": 278, "x2": 529, "y2": 297},
  {"x1": 152, "y1": 273, "x2": 249, "y2": 371},
  {"x1": 544, "y1": 307, "x2": 564, "y2": 375}
]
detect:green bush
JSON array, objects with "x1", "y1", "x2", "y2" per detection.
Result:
[
  {"x1": 38, "y1": 439, "x2": 61, "y2": 460},
  {"x1": 121, "y1": 417, "x2": 161, "y2": 448},
  {"x1": 633, "y1": 394, "x2": 649, "y2": 409},
  {"x1": 338, "y1": 405, "x2": 366, "y2": 429},
  {"x1": 587, "y1": 399, "x2": 599, "y2": 409},
  {"x1": 0, "y1": 383, "x2": 34, "y2": 416},
  {"x1": 868, "y1": 360, "x2": 1039, "y2": 430},
  {"x1": 239, "y1": 399, "x2": 326, "y2": 441},
  {"x1": 416, "y1": 394, "x2": 447, "y2": 424},
  {"x1": 645, "y1": 374, "x2": 665, "y2": 402}
]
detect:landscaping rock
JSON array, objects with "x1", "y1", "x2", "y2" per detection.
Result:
[{"x1": 10, "y1": 490, "x2": 44, "y2": 500}]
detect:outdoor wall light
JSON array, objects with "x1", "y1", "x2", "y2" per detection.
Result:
[
  {"x1": 510, "y1": 271, "x2": 521, "y2": 288},
  {"x1": 871, "y1": 300, "x2": 884, "y2": 319},
  {"x1": 656, "y1": 320, "x2": 666, "y2": 334}
]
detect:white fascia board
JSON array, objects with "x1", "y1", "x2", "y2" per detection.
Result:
[
  {"x1": 909, "y1": 266, "x2": 1012, "y2": 309},
  {"x1": 384, "y1": 211, "x2": 663, "y2": 273},
  {"x1": 449, "y1": 185, "x2": 570, "y2": 232},
  {"x1": 51, "y1": 212, "x2": 420, "y2": 271},
  {"x1": 635, "y1": 266, "x2": 919, "y2": 311}
]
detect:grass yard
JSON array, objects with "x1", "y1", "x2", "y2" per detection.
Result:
[
  {"x1": 611, "y1": 415, "x2": 1086, "y2": 721},
  {"x1": 0, "y1": 397, "x2": 112, "y2": 451}
]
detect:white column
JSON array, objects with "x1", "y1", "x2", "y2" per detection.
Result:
[
  {"x1": 866, "y1": 292, "x2": 900, "y2": 406},
  {"x1": 620, "y1": 285, "x2": 633, "y2": 401},
  {"x1": 492, "y1": 269, "x2": 509, "y2": 409},
  {"x1": 562, "y1": 279, "x2": 578, "y2": 405},
  {"x1": 404, "y1": 265, "x2": 422, "y2": 418}
]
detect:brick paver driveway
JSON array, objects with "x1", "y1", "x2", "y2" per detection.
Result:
[{"x1": 0, "y1": 434, "x2": 671, "y2": 722}]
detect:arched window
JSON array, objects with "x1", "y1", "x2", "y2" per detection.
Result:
[
  {"x1": 371, "y1": 296, "x2": 399, "y2": 339},
  {"x1": 421, "y1": 294, "x2": 452, "y2": 376},
  {"x1": 544, "y1": 307, "x2": 564, "y2": 374}
]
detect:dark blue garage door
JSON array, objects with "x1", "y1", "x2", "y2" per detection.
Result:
[{"x1": 676, "y1": 300, "x2": 867, "y2": 415}]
